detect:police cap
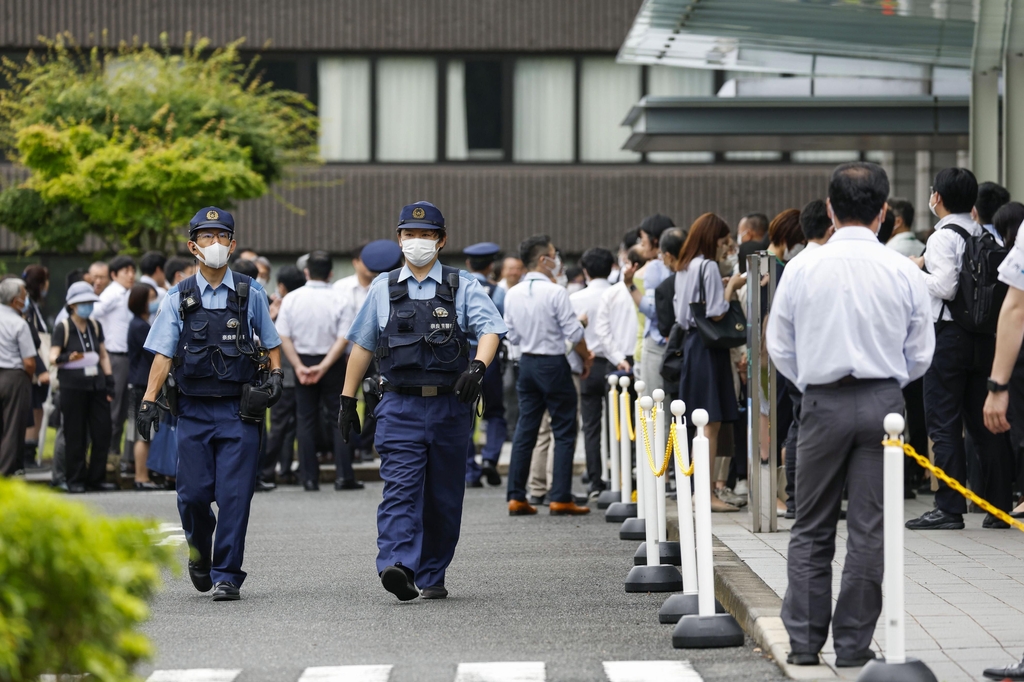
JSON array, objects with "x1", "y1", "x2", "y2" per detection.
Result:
[
  {"x1": 189, "y1": 207, "x2": 235, "y2": 236},
  {"x1": 397, "y1": 201, "x2": 445, "y2": 231},
  {"x1": 463, "y1": 242, "x2": 501, "y2": 258},
  {"x1": 360, "y1": 240, "x2": 403, "y2": 274}
]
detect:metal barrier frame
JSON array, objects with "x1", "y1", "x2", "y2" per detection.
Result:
[{"x1": 747, "y1": 253, "x2": 778, "y2": 533}]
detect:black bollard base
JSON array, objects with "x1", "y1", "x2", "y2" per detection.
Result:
[
  {"x1": 672, "y1": 613, "x2": 744, "y2": 648},
  {"x1": 619, "y1": 517, "x2": 646, "y2": 540},
  {"x1": 857, "y1": 659, "x2": 937, "y2": 682},
  {"x1": 605, "y1": 502, "x2": 637, "y2": 523},
  {"x1": 624, "y1": 564, "x2": 682, "y2": 593},
  {"x1": 659, "y1": 593, "x2": 725, "y2": 624},
  {"x1": 596, "y1": 489, "x2": 620, "y2": 509},
  {"x1": 635, "y1": 541, "x2": 682, "y2": 566}
]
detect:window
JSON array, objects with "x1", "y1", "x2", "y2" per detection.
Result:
[
  {"x1": 377, "y1": 58, "x2": 438, "y2": 162},
  {"x1": 647, "y1": 65, "x2": 715, "y2": 163},
  {"x1": 513, "y1": 58, "x2": 575, "y2": 162},
  {"x1": 318, "y1": 58, "x2": 371, "y2": 162},
  {"x1": 579, "y1": 58, "x2": 641, "y2": 162},
  {"x1": 448, "y1": 60, "x2": 504, "y2": 161}
]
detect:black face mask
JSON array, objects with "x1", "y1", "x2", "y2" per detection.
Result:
[{"x1": 877, "y1": 209, "x2": 896, "y2": 244}]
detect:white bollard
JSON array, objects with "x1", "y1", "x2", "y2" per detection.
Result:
[
  {"x1": 607, "y1": 376, "x2": 620, "y2": 494},
  {"x1": 635, "y1": 381, "x2": 647, "y2": 522},
  {"x1": 640, "y1": 396, "x2": 660, "y2": 566},
  {"x1": 619, "y1": 375, "x2": 633, "y2": 505},
  {"x1": 653, "y1": 389, "x2": 668, "y2": 543}
]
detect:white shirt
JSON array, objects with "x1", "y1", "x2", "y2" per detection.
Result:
[
  {"x1": 997, "y1": 236, "x2": 1024, "y2": 291},
  {"x1": 921, "y1": 213, "x2": 980, "y2": 322},
  {"x1": 788, "y1": 239, "x2": 823, "y2": 264},
  {"x1": 672, "y1": 256, "x2": 729, "y2": 330},
  {"x1": 766, "y1": 227, "x2": 934, "y2": 392},
  {"x1": 595, "y1": 281, "x2": 639, "y2": 366},
  {"x1": 887, "y1": 231, "x2": 926, "y2": 258},
  {"x1": 0, "y1": 304, "x2": 36, "y2": 369},
  {"x1": 332, "y1": 275, "x2": 369, "y2": 333},
  {"x1": 983, "y1": 223, "x2": 1004, "y2": 246},
  {"x1": 504, "y1": 272, "x2": 584, "y2": 356},
  {"x1": 570, "y1": 278, "x2": 611, "y2": 360},
  {"x1": 276, "y1": 280, "x2": 351, "y2": 355},
  {"x1": 91, "y1": 280, "x2": 132, "y2": 352}
]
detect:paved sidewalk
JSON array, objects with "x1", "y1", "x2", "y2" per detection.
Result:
[{"x1": 712, "y1": 496, "x2": 1024, "y2": 681}]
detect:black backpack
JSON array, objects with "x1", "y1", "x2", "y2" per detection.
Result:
[{"x1": 942, "y1": 224, "x2": 1009, "y2": 334}]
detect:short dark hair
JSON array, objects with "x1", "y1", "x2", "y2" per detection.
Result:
[
  {"x1": 352, "y1": 241, "x2": 369, "y2": 260},
  {"x1": 828, "y1": 162, "x2": 890, "y2": 226},
  {"x1": 659, "y1": 227, "x2": 687, "y2": 258},
  {"x1": 164, "y1": 257, "x2": 192, "y2": 284},
  {"x1": 305, "y1": 250, "x2": 333, "y2": 281},
  {"x1": 108, "y1": 255, "x2": 136, "y2": 276},
  {"x1": 65, "y1": 268, "x2": 85, "y2": 290},
  {"x1": 626, "y1": 245, "x2": 648, "y2": 267},
  {"x1": 638, "y1": 214, "x2": 676, "y2": 246},
  {"x1": 975, "y1": 181, "x2": 1011, "y2": 225},
  {"x1": 933, "y1": 167, "x2": 978, "y2": 215},
  {"x1": 139, "y1": 251, "x2": 167, "y2": 277},
  {"x1": 799, "y1": 200, "x2": 832, "y2": 240},
  {"x1": 621, "y1": 228, "x2": 640, "y2": 251},
  {"x1": 888, "y1": 198, "x2": 915, "y2": 231},
  {"x1": 128, "y1": 283, "x2": 153, "y2": 317},
  {"x1": 230, "y1": 258, "x2": 259, "y2": 279},
  {"x1": 467, "y1": 255, "x2": 495, "y2": 273},
  {"x1": 520, "y1": 235, "x2": 553, "y2": 269},
  {"x1": 580, "y1": 247, "x2": 615, "y2": 280},
  {"x1": 994, "y1": 201, "x2": 1024, "y2": 249},
  {"x1": 277, "y1": 265, "x2": 306, "y2": 293},
  {"x1": 742, "y1": 213, "x2": 769, "y2": 236}
]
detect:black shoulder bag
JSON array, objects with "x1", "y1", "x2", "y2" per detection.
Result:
[{"x1": 690, "y1": 260, "x2": 747, "y2": 350}]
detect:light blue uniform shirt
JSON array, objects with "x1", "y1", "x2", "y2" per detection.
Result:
[
  {"x1": 638, "y1": 259, "x2": 670, "y2": 344},
  {"x1": 144, "y1": 270, "x2": 281, "y2": 357},
  {"x1": 347, "y1": 260, "x2": 507, "y2": 352}
]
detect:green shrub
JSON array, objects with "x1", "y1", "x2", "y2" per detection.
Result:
[{"x1": 0, "y1": 478, "x2": 178, "y2": 681}]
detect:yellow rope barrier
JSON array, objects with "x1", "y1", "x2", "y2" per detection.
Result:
[
  {"x1": 883, "y1": 439, "x2": 1024, "y2": 533},
  {"x1": 611, "y1": 388, "x2": 620, "y2": 442},
  {"x1": 674, "y1": 422, "x2": 695, "y2": 478},
  {"x1": 638, "y1": 413, "x2": 692, "y2": 478},
  {"x1": 625, "y1": 398, "x2": 635, "y2": 442}
]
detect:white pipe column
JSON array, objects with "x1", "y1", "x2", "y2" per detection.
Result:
[
  {"x1": 884, "y1": 414, "x2": 908, "y2": 665},
  {"x1": 674, "y1": 401, "x2": 698, "y2": 597},
  {"x1": 691, "y1": 409, "x2": 715, "y2": 616},
  {"x1": 653, "y1": 389, "x2": 668, "y2": 542},
  {"x1": 619, "y1": 376, "x2": 633, "y2": 505},
  {"x1": 634, "y1": 380, "x2": 647, "y2": 521},
  {"x1": 640, "y1": 396, "x2": 660, "y2": 567},
  {"x1": 608, "y1": 376, "x2": 620, "y2": 495}
]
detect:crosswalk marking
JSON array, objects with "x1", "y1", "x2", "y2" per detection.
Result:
[
  {"x1": 297, "y1": 665, "x2": 393, "y2": 682},
  {"x1": 149, "y1": 522, "x2": 187, "y2": 547},
  {"x1": 147, "y1": 670, "x2": 241, "y2": 682},
  {"x1": 454, "y1": 662, "x2": 546, "y2": 682},
  {"x1": 603, "y1": 660, "x2": 703, "y2": 682}
]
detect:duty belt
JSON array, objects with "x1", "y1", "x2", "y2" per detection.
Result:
[{"x1": 382, "y1": 385, "x2": 455, "y2": 397}]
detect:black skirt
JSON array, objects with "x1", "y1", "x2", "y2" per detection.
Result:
[{"x1": 678, "y1": 328, "x2": 739, "y2": 424}]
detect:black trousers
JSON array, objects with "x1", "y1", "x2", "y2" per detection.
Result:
[
  {"x1": 0, "y1": 368, "x2": 30, "y2": 475},
  {"x1": 902, "y1": 377, "x2": 928, "y2": 490},
  {"x1": 579, "y1": 357, "x2": 614, "y2": 493},
  {"x1": 924, "y1": 323, "x2": 1014, "y2": 514},
  {"x1": 295, "y1": 354, "x2": 353, "y2": 486},
  {"x1": 61, "y1": 387, "x2": 112, "y2": 487},
  {"x1": 264, "y1": 386, "x2": 296, "y2": 479}
]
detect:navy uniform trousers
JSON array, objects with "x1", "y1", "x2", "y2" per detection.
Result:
[
  {"x1": 176, "y1": 394, "x2": 261, "y2": 587},
  {"x1": 375, "y1": 391, "x2": 473, "y2": 588}
]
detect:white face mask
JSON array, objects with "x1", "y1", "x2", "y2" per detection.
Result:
[
  {"x1": 782, "y1": 243, "x2": 805, "y2": 262},
  {"x1": 401, "y1": 237, "x2": 438, "y2": 268},
  {"x1": 256, "y1": 276, "x2": 269, "y2": 287},
  {"x1": 566, "y1": 282, "x2": 585, "y2": 295},
  {"x1": 928, "y1": 194, "x2": 940, "y2": 218},
  {"x1": 555, "y1": 273, "x2": 569, "y2": 287},
  {"x1": 194, "y1": 242, "x2": 230, "y2": 270},
  {"x1": 719, "y1": 253, "x2": 739, "y2": 276},
  {"x1": 543, "y1": 254, "x2": 563, "y2": 278}
]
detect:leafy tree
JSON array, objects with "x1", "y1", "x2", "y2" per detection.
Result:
[{"x1": 0, "y1": 34, "x2": 319, "y2": 253}]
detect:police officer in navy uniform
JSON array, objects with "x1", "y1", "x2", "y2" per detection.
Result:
[
  {"x1": 136, "y1": 208, "x2": 283, "y2": 602},
  {"x1": 462, "y1": 242, "x2": 507, "y2": 488},
  {"x1": 340, "y1": 202, "x2": 506, "y2": 601}
]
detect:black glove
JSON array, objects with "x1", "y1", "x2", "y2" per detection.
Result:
[
  {"x1": 105, "y1": 374, "x2": 116, "y2": 400},
  {"x1": 136, "y1": 400, "x2": 162, "y2": 442},
  {"x1": 454, "y1": 360, "x2": 487, "y2": 404},
  {"x1": 338, "y1": 395, "x2": 361, "y2": 444},
  {"x1": 266, "y1": 370, "x2": 284, "y2": 407}
]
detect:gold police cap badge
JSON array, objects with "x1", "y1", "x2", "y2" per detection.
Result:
[
  {"x1": 207, "y1": 210, "x2": 219, "y2": 221},
  {"x1": 412, "y1": 207, "x2": 426, "y2": 219}
]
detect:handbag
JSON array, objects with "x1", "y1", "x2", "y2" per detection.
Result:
[
  {"x1": 690, "y1": 260, "x2": 747, "y2": 350},
  {"x1": 660, "y1": 323, "x2": 686, "y2": 384},
  {"x1": 146, "y1": 414, "x2": 178, "y2": 478}
]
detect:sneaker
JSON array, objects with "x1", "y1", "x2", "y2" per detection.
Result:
[
  {"x1": 715, "y1": 487, "x2": 747, "y2": 508},
  {"x1": 733, "y1": 479, "x2": 749, "y2": 496}
]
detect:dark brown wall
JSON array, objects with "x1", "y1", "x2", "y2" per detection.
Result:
[{"x1": 0, "y1": 0, "x2": 644, "y2": 52}]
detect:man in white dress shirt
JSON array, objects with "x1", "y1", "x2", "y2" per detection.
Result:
[
  {"x1": 906, "y1": 168, "x2": 1014, "y2": 530},
  {"x1": 91, "y1": 254, "x2": 135, "y2": 462},
  {"x1": 767, "y1": 162, "x2": 933, "y2": 668}
]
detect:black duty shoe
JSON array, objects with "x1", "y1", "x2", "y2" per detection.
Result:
[
  {"x1": 303, "y1": 480, "x2": 320, "y2": 492},
  {"x1": 983, "y1": 513, "x2": 1011, "y2": 529},
  {"x1": 481, "y1": 460, "x2": 502, "y2": 486},
  {"x1": 835, "y1": 651, "x2": 877, "y2": 668},
  {"x1": 211, "y1": 581, "x2": 240, "y2": 601},
  {"x1": 87, "y1": 482, "x2": 118, "y2": 492},
  {"x1": 380, "y1": 565, "x2": 419, "y2": 602},
  {"x1": 133, "y1": 481, "x2": 162, "y2": 491},
  {"x1": 188, "y1": 559, "x2": 213, "y2": 593},
  {"x1": 786, "y1": 652, "x2": 820, "y2": 666},
  {"x1": 984, "y1": 657, "x2": 1024, "y2": 680},
  {"x1": 254, "y1": 478, "x2": 277, "y2": 492},
  {"x1": 67, "y1": 482, "x2": 86, "y2": 494},
  {"x1": 528, "y1": 494, "x2": 547, "y2": 506},
  {"x1": 335, "y1": 479, "x2": 365, "y2": 491},
  {"x1": 420, "y1": 585, "x2": 448, "y2": 600},
  {"x1": 904, "y1": 488, "x2": 917, "y2": 500},
  {"x1": 784, "y1": 510, "x2": 796, "y2": 520},
  {"x1": 905, "y1": 508, "x2": 965, "y2": 530},
  {"x1": 466, "y1": 479, "x2": 484, "y2": 489}
]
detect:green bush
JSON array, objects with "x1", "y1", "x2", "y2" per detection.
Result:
[{"x1": 0, "y1": 478, "x2": 178, "y2": 681}]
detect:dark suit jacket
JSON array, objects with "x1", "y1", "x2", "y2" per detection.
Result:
[
  {"x1": 738, "y1": 236, "x2": 770, "y2": 274},
  {"x1": 654, "y1": 273, "x2": 677, "y2": 338}
]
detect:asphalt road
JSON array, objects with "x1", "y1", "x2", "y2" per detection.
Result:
[{"x1": 85, "y1": 484, "x2": 786, "y2": 682}]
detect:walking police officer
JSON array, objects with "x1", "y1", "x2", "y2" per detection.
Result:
[
  {"x1": 339, "y1": 201, "x2": 506, "y2": 602},
  {"x1": 136, "y1": 208, "x2": 283, "y2": 602}
]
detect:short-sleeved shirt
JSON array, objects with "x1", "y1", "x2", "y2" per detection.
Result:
[
  {"x1": 0, "y1": 305, "x2": 36, "y2": 369},
  {"x1": 127, "y1": 316, "x2": 153, "y2": 387},
  {"x1": 144, "y1": 270, "x2": 281, "y2": 358},
  {"x1": 51, "y1": 318, "x2": 106, "y2": 391},
  {"x1": 347, "y1": 260, "x2": 507, "y2": 352},
  {"x1": 673, "y1": 256, "x2": 729, "y2": 329},
  {"x1": 998, "y1": 237, "x2": 1024, "y2": 291},
  {"x1": 276, "y1": 281, "x2": 351, "y2": 356}
]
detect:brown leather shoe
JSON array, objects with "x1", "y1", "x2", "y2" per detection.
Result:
[
  {"x1": 508, "y1": 499, "x2": 537, "y2": 516},
  {"x1": 549, "y1": 501, "x2": 591, "y2": 516}
]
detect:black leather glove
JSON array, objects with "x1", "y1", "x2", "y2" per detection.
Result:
[
  {"x1": 266, "y1": 370, "x2": 284, "y2": 407},
  {"x1": 454, "y1": 360, "x2": 487, "y2": 404},
  {"x1": 105, "y1": 374, "x2": 116, "y2": 400},
  {"x1": 136, "y1": 400, "x2": 161, "y2": 442},
  {"x1": 338, "y1": 395, "x2": 361, "y2": 444}
]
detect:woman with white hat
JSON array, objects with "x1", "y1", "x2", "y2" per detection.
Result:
[{"x1": 49, "y1": 281, "x2": 117, "y2": 493}]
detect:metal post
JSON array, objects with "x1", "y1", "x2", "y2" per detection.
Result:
[
  {"x1": 747, "y1": 253, "x2": 762, "y2": 532},
  {"x1": 767, "y1": 257, "x2": 779, "y2": 532}
]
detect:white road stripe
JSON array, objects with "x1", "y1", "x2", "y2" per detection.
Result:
[
  {"x1": 298, "y1": 665, "x2": 393, "y2": 682},
  {"x1": 147, "y1": 671, "x2": 241, "y2": 682},
  {"x1": 454, "y1": 662, "x2": 546, "y2": 682},
  {"x1": 603, "y1": 660, "x2": 703, "y2": 682}
]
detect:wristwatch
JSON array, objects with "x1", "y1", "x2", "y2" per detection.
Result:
[
  {"x1": 987, "y1": 378, "x2": 1010, "y2": 393},
  {"x1": 628, "y1": 284, "x2": 637, "y2": 292}
]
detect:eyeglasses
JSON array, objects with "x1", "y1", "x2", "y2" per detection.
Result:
[{"x1": 193, "y1": 231, "x2": 232, "y2": 245}]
